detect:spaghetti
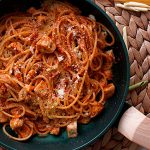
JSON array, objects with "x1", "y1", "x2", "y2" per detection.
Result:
[{"x1": 0, "y1": 1, "x2": 115, "y2": 140}]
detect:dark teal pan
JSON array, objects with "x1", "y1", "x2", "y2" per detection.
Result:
[{"x1": 0, "y1": 0, "x2": 130, "y2": 149}]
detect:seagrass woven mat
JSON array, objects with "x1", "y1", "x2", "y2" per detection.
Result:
[
  {"x1": 85, "y1": 0, "x2": 150, "y2": 150},
  {"x1": 0, "y1": 1, "x2": 149, "y2": 150}
]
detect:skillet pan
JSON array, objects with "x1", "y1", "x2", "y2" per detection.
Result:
[{"x1": 0, "y1": 0, "x2": 130, "y2": 149}]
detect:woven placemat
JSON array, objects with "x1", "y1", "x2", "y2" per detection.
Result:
[
  {"x1": 0, "y1": 1, "x2": 149, "y2": 150},
  {"x1": 85, "y1": 0, "x2": 150, "y2": 150}
]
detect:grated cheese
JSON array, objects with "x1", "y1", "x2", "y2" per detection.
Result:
[
  {"x1": 46, "y1": 125, "x2": 51, "y2": 128},
  {"x1": 77, "y1": 51, "x2": 82, "y2": 59},
  {"x1": 26, "y1": 37, "x2": 31, "y2": 41},
  {"x1": 29, "y1": 46, "x2": 34, "y2": 54},
  {"x1": 9, "y1": 69, "x2": 12, "y2": 75},
  {"x1": 57, "y1": 88, "x2": 64, "y2": 99},
  {"x1": 89, "y1": 14, "x2": 96, "y2": 20},
  {"x1": 76, "y1": 75, "x2": 80, "y2": 80},
  {"x1": 67, "y1": 26, "x2": 72, "y2": 32},
  {"x1": 73, "y1": 47, "x2": 82, "y2": 59},
  {"x1": 85, "y1": 112, "x2": 89, "y2": 116},
  {"x1": 73, "y1": 31, "x2": 76, "y2": 37},
  {"x1": 73, "y1": 46, "x2": 79, "y2": 52},
  {"x1": 15, "y1": 69, "x2": 20, "y2": 74},
  {"x1": 46, "y1": 65, "x2": 58, "y2": 72},
  {"x1": 57, "y1": 56, "x2": 64, "y2": 62}
]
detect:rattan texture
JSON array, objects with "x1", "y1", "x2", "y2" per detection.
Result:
[
  {"x1": 0, "y1": 1, "x2": 149, "y2": 150},
  {"x1": 85, "y1": 0, "x2": 150, "y2": 150}
]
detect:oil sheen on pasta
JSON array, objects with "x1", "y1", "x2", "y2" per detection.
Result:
[{"x1": 0, "y1": 1, "x2": 115, "y2": 141}]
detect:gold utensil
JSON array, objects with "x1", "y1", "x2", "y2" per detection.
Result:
[{"x1": 115, "y1": 0, "x2": 150, "y2": 5}]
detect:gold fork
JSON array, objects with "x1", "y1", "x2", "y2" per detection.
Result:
[{"x1": 114, "y1": 0, "x2": 150, "y2": 5}]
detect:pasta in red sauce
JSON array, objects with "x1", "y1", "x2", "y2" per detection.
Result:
[{"x1": 0, "y1": 1, "x2": 115, "y2": 140}]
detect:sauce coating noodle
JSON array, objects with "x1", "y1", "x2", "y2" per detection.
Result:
[{"x1": 0, "y1": 1, "x2": 115, "y2": 140}]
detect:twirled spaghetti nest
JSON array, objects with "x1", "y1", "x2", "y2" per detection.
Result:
[{"x1": 0, "y1": 1, "x2": 115, "y2": 140}]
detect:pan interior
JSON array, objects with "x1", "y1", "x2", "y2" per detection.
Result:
[{"x1": 0, "y1": 0, "x2": 129, "y2": 150}]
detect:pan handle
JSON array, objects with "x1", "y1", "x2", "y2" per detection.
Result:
[{"x1": 118, "y1": 106, "x2": 150, "y2": 149}]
